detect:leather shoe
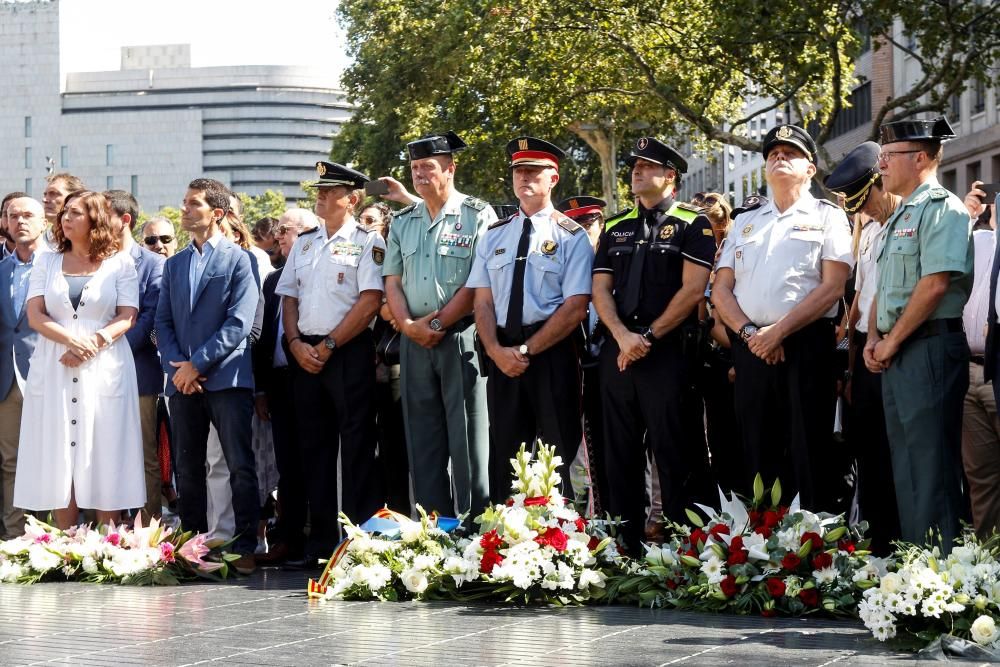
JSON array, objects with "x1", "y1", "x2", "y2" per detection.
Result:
[
  {"x1": 255, "y1": 543, "x2": 293, "y2": 565},
  {"x1": 232, "y1": 554, "x2": 257, "y2": 576}
]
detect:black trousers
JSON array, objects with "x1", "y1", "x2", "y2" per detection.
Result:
[
  {"x1": 267, "y1": 366, "x2": 307, "y2": 554},
  {"x1": 581, "y1": 362, "x2": 608, "y2": 515},
  {"x1": 292, "y1": 330, "x2": 380, "y2": 558},
  {"x1": 849, "y1": 331, "x2": 900, "y2": 554},
  {"x1": 699, "y1": 348, "x2": 743, "y2": 497},
  {"x1": 600, "y1": 335, "x2": 707, "y2": 553},
  {"x1": 375, "y1": 367, "x2": 410, "y2": 516},
  {"x1": 485, "y1": 334, "x2": 581, "y2": 504},
  {"x1": 730, "y1": 318, "x2": 839, "y2": 512}
]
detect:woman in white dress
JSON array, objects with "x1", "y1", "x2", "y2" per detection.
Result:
[{"x1": 14, "y1": 191, "x2": 145, "y2": 529}]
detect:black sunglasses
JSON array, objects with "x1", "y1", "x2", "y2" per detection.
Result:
[{"x1": 144, "y1": 235, "x2": 174, "y2": 245}]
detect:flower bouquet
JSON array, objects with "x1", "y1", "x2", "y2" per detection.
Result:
[
  {"x1": 859, "y1": 534, "x2": 1000, "y2": 653},
  {"x1": 462, "y1": 443, "x2": 622, "y2": 605},
  {"x1": 312, "y1": 507, "x2": 471, "y2": 602},
  {"x1": 0, "y1": 515, "x2": 232, "y2": 585},
  {"x1": 608, "y1": 475, "x2": 876, "y2": 616}
]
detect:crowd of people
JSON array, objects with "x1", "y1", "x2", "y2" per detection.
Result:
[{"x1": 0, "y1": 116, "x2": 996, "y2": 574}]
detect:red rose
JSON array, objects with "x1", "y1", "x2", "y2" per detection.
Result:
[
  {"x1": 800, "y1": 532, "x2": 823, "y2": 549},
  {"x1": 730, "y1": 536, "x2": 744, "y2": 551},
  {"x1": 709, "y1": 523, "x2": 729, "y2": 537},
  {"x1": 546, "y1": 527, "x2": 569, "y2": 552},
  {"x1": 104, "y1": 533, "x2": 121, "y2": 546},
  {"x1": 726, "y1": 540, "x2": 748, "y2": 566},
  {"x1": 776, "y1": 506, "x2": 789, "y2": 520},
  {"x1": 838, "y1": 539, "x2": 856, "y2": 553},
  {"x1": 761, "y1": 608, "x2": 777, "y2": 618},
  {"x1": 754, "y1": 526, "x2": 773, "y2": 539},
  {"x1": 575, "y1": 517, "x2": 587, "y2": 533},
  {"x1": 524, "y1": 496, "x2": 549, "y2": 506},
  {"x1": 481, "y1": 530, "x2": 503, "y2": 551},
  {"x1": 766, "y1": 577, "x2": 786, "y2": 597},
  {"x1": 505, "y1": 498, "x2": 515, "y2": 507},
  {"x1": 762, "y1": 511, "x2": 781, "y2": 529},
  {"x1": 720, "y1": 575, "x2": 738, "y2": 597},
  {"x1": 781, "y1": 553, "x2": 802, "y2": 571},
  {"x1": 812, "y1": 552, "x2": 833, "y2": 570},
  {"x1": 748, "y1": 510, "x2": 760, "y2": 526},
  {"x1": 799, "y1": 588, "x2": 819, "y2": 606},
  {"x1": 690, "y1": 529, "x2": 707, "y2": 548},
  {"x1": 480, "y1": 549, "x2": 503, "y2": 573},
  {"x1": 666, "y1": 579, "x2": 678, "y2": 590},
  {"x1": 588, "y1": 536, "x2": 600, "y2": 550}
]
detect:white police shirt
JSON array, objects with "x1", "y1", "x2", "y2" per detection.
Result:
[
  {"x1": 716, "y1": 192, "x2": 854, "y2": 326},
  {"x1": 466, "y1": 205, "x2": 593, "y2": 327},
  {"x1": 275, "y1": 217, "x2": 385, "y2": 336}
]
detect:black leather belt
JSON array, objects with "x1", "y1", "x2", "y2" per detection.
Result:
[
  {"x1": 299, "y1": 334, "x2": 326, "y2": 345},
  {"x1": 880, "y1": 318, "x2": 963, "y2": 340},
  {"x1": 496, "y1": 321, "x2": 546, "y2": 346},
  {"x1": 971, "y1": 355, "x2": 985, "y2": 366}
]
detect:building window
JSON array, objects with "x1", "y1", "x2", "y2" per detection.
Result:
[
  {"x1": 942, "y1": 169, "x2": 957, "y2": 193},
  {"x1": 131, "y1": 175, "x2": 138, "y2": 197},
  {"x1": 60, "y1": 146, "x2": 69, "y2": 168},
  {"x1": 106, "y1": 144, "x2": 114, "y2": 166},
  {"x1": 24, "y1": 147, "x2": 31, "y2": 169},
  {"x1": 967, "y1": 161, "x2": 981, "y2": 188},
  {"x1": 829, "y1": 82, "x2": 872, "y2": 139},
  {"x1": 24, "y1": 117, "x2": 31, "y2": 138},
  {"x1": 106, "y1": 176, "x2": 114, "y2": 190},
  {"x1": 973, "y1": 80, "x2": 986, "y2": 115},
  {"x1": 24, "y1": 178, "x2": 32, "y2": 195},
  {"x1": 950, "y1": 94, "x2": 961, "y2": 119}
]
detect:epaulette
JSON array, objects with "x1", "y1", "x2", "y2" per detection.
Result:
[
  {"x1": 554, "y1": 211, "x2": 583, "y2": 235},
  {"x1": 488, "y1": 214, "x2": 515, "y2": 230},
  {"x1": 929, "y1": 187, "x2": 949, "y2": 201},
  {"x1": 299, "y1": 227, "x2": 319, "y2": 235},
  {"x1": 392, "y1": 203, "x2": 416, "y2": 218},
  {"x1": 731, "y1": 194, "x2": 766, "y2": 220},
  {"x1": 605, "y1": 207, "x2": 634, "y2": 224},
  {"x1": 358, "y1": 224, "x2": 376, "y2": 233},
  {"x1": 675, "y1": 202, "x2": 703, "y2": 214},
  {"x1": 462, "y1": 196, "x2": 488, "y2": 211},
  {"x1": 816, "y1": 198, "x2": 840, "y2": 208}
]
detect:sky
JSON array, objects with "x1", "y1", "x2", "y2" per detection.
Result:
[{"x1": 59, "y1": 0, "x2": 348, "y2": 75}]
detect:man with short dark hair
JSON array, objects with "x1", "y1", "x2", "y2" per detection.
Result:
[
  {"x1": 1, "y1": 192, "x2": 28, "y2": 261},
  {"x1": 105, "y1": 189, "x2": 165, "y2": 521},
  {"x1": 142, "y1": 217, "x2": 178, "y2": 258},
  {"x1": 42, "y1": 173, "x2": 84, "y2": 225},
  {"x1": 155, "y1": 177, "x2": 259, "y2": 574}
]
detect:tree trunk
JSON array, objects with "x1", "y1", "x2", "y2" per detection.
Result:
[{"x1": 568, "y1": 123, "x2": 623, "y2": 215}]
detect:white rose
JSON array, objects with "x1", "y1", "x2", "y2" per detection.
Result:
[
  {"x1": 880, "y1": 572, "x2": 903, "y2": 594},
  {"x1": 401, "y1": 567, "x2": 429, "y2": 594},
  {"x1": 399, "y1": 521, "x2": 423, "y2": 544},
  {"x1": 971, "y1": 615, "x2": 998, "y2": 646}
]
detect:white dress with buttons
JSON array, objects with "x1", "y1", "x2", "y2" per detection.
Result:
[{"x1": 13, "y1": 251, "x2": 145, "y2": 511}]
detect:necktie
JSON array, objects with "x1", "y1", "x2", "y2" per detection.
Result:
[
  {"x1": 504, "y1": 214, "x2": 533, "y2": 336},
  {"x1": 621, "y1": 212, "x2": 653, "y2": 319}
]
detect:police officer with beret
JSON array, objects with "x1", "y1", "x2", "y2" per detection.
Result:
[
  {"x1": 556, "y1": 195, "x2": 608, "y2": 513},
  {"x1": 864, "y1": 117, "x2": 972, "y2": 551},
  {"x1": 378, "y1": 131, "x2": 496, "y2": 520},
  {"x1": 592, "y1": 138, "x2": 716, "y2": 551},
  {"x1": 825, "y1": 141, "x2": 902, "y2": 552},
  {"x1": 713, "y1": 125, "x2": 854, "y2": 512},
  {"x1": 276, "y1": 161, "x2": 385, "y2": 563},
  {"x1": 467, "y1": 137, "x2": 593, "y2": 502}
]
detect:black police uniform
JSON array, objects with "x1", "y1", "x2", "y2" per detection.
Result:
[{"x1": 594, "y1": 188, "x2": 716, "y2": 551}]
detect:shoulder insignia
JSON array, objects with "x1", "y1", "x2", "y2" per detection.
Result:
[
  {"x1": 358, "y1": 224, "x2": 376, "y2": 233},
  {"x1": 488, "y1": 214, "x2": 515, "y2": 231},
  {"x1": 732, "y1": 194, "x2": 766, "y2": 220},
  {"x1": 554, "y1": 212, "x2": 583, "y2": 235},
  {"x1": 372, "y1": 246, "x2": 385, "y2": 265},
  {"x1": 392, "y1": 203, "x2": 417, "y2": 218},
  {"x1": 929, "y1": 187, "x2": 948, "y2": 201},
  {"x1": 462, "y1": 196, "x2": 488, "y2": 211},
  {"x1": 298, "y1": 227, "x2": 319, "y2": 235},
  {"x1": 667, "y1": 202, "x2": 699, "y2": 223},
  {"x1": 816, "y1": 198, "x2": 839, "y2": 208},
  {"x1": 604, "y1": 206, "x2": 639, "y2": 232},
  {"x1": 675, "y1": 202, "x2": 702, "y2": 213}
]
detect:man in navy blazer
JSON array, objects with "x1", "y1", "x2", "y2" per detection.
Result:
[
  {"x1": 0, "y1": 196, "x2": 46, "y2": 538},
  {"x1": 155, "y1": 178, "x2": 259, "y2": 573},
  {"x1": 106, "y1": 190, "x2": 166, "y2": 521}
]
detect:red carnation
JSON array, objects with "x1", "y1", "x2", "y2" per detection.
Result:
[
  {"x1": 666, "y1": 579, "x2": 678, "y2": 590},
  {"x1": 799, "y1": 588, "x2": 819, "y2": 606},
  {"x1": 481, "y1": 529, "x2": 502, "y2": 551},
  {"x1": 480, "y1": 549, "x2": 503, "y2": 573},
  {"x1": 708, "y1": 523, "x2": 729, "y2": 537},
  {"x1": 588, "y1": 536, "x2": 600, "y2": 550},
  {"x1": 575, "y1": 517, "x2": 587, "y2": 533},
  {"x1": 838, "y1": 539, "x2": 856, "y2": 553},
  {"x1": 690, "y1": 529, "x2": 707, "y2": 548},
  {"x1": 524, "y1": 496, "x2": 549, "y2": 506},
  {"x1": 781, "y1": 553, "x2": 801, "y2": 571},
  {"x1": 505, "y1": 498, "x2": 514, "y2": 507},
  {"x1": 726, "y1": 536, "x2": 748, "y2": 566},
  {"x1": 720, "y1": 575, "x2": 738, "y2": 597},
  {"x1": 766, "y1": 577, "x2": 786, "y2": 598},
  {"x1": 748, "y1": 510, "x2": 760, "y2": 526},
  {"x1": 800, "y1": 532, "x2": 823, "y2": 549},
  {"x1": 776, "y1": 506, "x2": 789, "y2": 520},
  {"x1": 762, "y1": 511, "x2": 781, "y2": 529},
  {"x1": 755, "y1": 525, "x2": 773, "y2": 539},
  {"x1": 812, "y1": 552, "x2": 833, "y2": 570}
]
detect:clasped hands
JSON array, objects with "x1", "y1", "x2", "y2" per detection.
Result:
[
  {"x1": 745, "y1": 324, "x2": 786, "y2": 365},
  {"x1": 58, "y1": 334, "x2": 105, "y2": 368},
  {"x1": 862, "y1": 334, "x2": 897, "y2": 373}
]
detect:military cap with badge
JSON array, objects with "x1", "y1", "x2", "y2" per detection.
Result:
[
  {"x1": 824, "y1": 142, "x2": 882, "y2": 214},
  {"x1": 506, "y1": 136, "x2": 565, "y2": 169},
  {"x1": 407, "y1": 131, "x2": 468, "y2": 160},
  {"x1": 625, "y1": 137, "x2": 688, "y2": 174},
  {"x1": 308, "y1": 161, "x2": 371, "y2": 189},
  {"x1": 878, "y1": 116, "x2": 956, "y2": 145},
  {"x1": 556, "y1": 196, "x2": 606, "y2": 222},
  {"x1": 761, "y1": 124, "x2": 818, "y2": 163}
]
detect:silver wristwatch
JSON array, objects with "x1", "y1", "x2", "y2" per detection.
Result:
[{"x1": 429, "y1": 318, "x2": 443, "y2": 332}]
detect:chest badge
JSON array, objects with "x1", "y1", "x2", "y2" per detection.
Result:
[
  {"x1": 495, "y1": 248, "x2": 506, "y2": 255},
  {"x1": 541, "y1": 240, "x2": 558, "y2": 255},
  {"x1": 454, "y1": 222, "x2": 462, "y2": 231},
  {"x1": 372, "y1": 247, "x2": 385, "y2": 265},
  {"x1": 338, "y1": 272, "x2": 344, "y2": 285},
  {"x1": 742, "y1": 224, "x2": 753, "y2": 236},
  {"x1": 659, "y1": 224, "x2": 675, "y2": 240},
  {"x1": 302, "y1": 241, "x2": 312, "y2": 253},
  {"x1": 904, "y1": 213, "x2": 911, "y2": 221}
]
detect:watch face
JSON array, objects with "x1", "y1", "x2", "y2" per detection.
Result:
[
  {"x1": 430, "y1": 318, "x2": 442, "y2": 331},
  {"x1": 325, "y1": 337, "x2": 336, "y2": 350},
  {"x1": 519, "y1": 344, "x2": 529, "y2": 355}
]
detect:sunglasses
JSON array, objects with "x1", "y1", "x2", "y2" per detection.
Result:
[{"x1": 144, "y1": 235, "x2": 174, "y2": 245}]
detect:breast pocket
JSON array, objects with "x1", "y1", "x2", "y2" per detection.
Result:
[
  {"x1": 400, "y1": 238, "x2": 419, "y2": 275},
  {"x1": 526, "y1": 252, "x2": 562, "y2": 302},
  {"x1": 649, "y1": 242, "x2": 682, "y2": 285},
  {"x1": 486, "y1": 252, "x2": 514, "y2": 284},
  {"x1": 787, "y1": 229, "x2": 823, "y2": 271},
  {"x1": 437, "y1": 245, "x2": 473, "y2": 285},
  {"x1": 732, "y1": 238, "x2": 759, "y2": 279},
  {"x1": 607, "y1": 245, "x2": 633, "y2": 291},
  {"x1": 327, "y1": 253, "x2": 360, "y2": 292},
  {"x1": 886, "y1": 238, "x2": 919, "y2": 287}
]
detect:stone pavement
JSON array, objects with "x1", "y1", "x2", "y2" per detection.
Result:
[{"x1": 0, "y1": 569, "x2": 925, "y2": 666}]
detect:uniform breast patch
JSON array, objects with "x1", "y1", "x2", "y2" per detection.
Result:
[
  {"x1": 892, "y1": 229, "x2": 916, "y2": 239},
  {"x1": 541, "y1": 240, "x2": 558, "y2": 255},
  {"x1": 372, "y1": 247, "x2": 385, "y2": 265},
  {"x1": 439, "y1": 233, "x2": 473, "y2": 248},
  {"x1": 330, "y1": 242, "x2": 362, "y2": 256}
]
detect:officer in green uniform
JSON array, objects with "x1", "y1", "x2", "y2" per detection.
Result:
[
  {"x1": 864, "y1": 117, "x2": 972, "y2": 552},
  {"x1": 380, "y1": 131, "x2": 496, "y2": 520}
]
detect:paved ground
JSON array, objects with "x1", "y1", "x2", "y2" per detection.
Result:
[{"x1": 0, "y1": 569, "x2": 928, "y2": 666}]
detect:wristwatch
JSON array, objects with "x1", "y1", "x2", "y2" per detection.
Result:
[
  {"x1": 518, "y1": 343, "x2": 530, "y2": 358},
  {"x1": 429, "y1": 318, "x2": 443, "y2": 332},
  {"x1": 640, "y1": 326, "x2": 656, "y2": 343},
  {"x1": 323, "y1": 336, "x2": 337, "y2": 351},
  {"x1": 738, "y1": 323, "x2": 759, "y2": 343}
]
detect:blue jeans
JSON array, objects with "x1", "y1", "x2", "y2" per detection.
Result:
[{"x1": 170, "y1": 389, "x2": 258, "y2": 555}]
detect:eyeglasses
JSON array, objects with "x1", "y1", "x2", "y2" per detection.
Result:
[
  {"x1": 877, "y1": 150, "x2": 922, "y2": 163},
  {"x1": 702, "y1": 195, "x2": 721, "y2": 206},
  {"x1": 359, "y1": 215, "x2": 381, "y2": 225},
  {"x1": 144, "y1": 235, "x2": 174, "y2": 245},
  {"x1": 275, "y1": 225, "x2": 294, "y2": 236}
]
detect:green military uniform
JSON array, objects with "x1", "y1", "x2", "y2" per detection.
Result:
[
  {"x1": 382, "y1": 189, "x2": 496, "y2": 518},
  {"x1": 875, "y1": 177, "x2": 973, "y2": 550}
]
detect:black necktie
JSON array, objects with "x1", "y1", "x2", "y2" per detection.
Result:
[
  {"x1": 504, "y1": 214, "x2": 533, "y2": 336},
  {"x1": 621, "y1": 211, "x2": 653, "y2": 319}
]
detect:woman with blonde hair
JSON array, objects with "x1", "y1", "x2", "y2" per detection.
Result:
[{"x1": 14, "y1": 191, "x2": 143, "y2": 528}]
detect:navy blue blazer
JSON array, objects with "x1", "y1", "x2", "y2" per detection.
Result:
[
  {"x1": 986, "y1": 228, "x2": 1000, "y2": 382},
  {"x1": 124, "y1": 242, "x2": 165, "y2": 396},
  {"x1": 154, "y1": 237, "x2": 258, "y2": 396},
  {"x1": 0, "y1": 253, "x2": 40, "y2": 401}
]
